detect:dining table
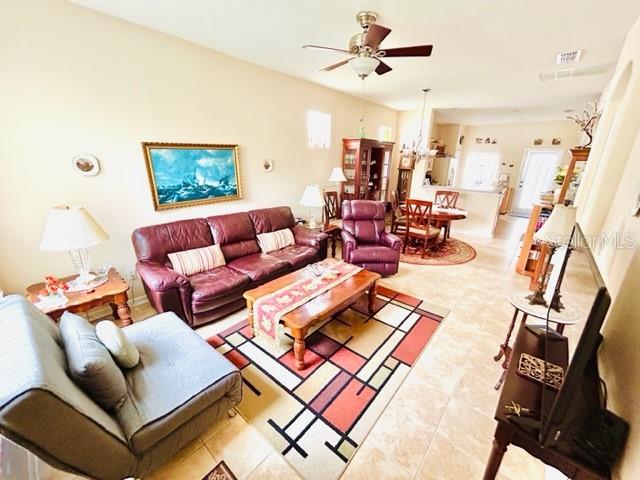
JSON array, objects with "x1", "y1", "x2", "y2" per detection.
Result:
[{"x1": 399, "y1": 203, "x2": 469, "y2": 244}]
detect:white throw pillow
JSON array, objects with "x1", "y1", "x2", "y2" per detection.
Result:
[
  {"x1": 96, "y1": 320, "x2": 140, "y2": 369},
  {"x1": 256, "y1": 228, "x2": 295, "y2": 253},
  {"x1": 167, "y1": 244, "x2": 225, "y2": 276}
]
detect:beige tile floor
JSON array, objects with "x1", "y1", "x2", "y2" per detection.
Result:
[{"x1": 28, "y1": 215, "x2": 551, "y2": 480}]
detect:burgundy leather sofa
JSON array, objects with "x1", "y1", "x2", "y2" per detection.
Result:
[
  {"x1": 132, "y1": 206, "x2": 328, "y2": 327},
  {"x1": 341, "y1": 200, "x2": 402, "y2": 276}
]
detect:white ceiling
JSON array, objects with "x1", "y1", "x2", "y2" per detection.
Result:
[
  {"x1": 434, "y1": 106, "x2": 583, "y2": 125},
  {"x1": 71, "y1": 0, "x2": 640, "y2": 122}
]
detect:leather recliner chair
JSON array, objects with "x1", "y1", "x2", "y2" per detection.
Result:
[{"x1": 341, "y1": 200, "x2": 402, "y2": 276}]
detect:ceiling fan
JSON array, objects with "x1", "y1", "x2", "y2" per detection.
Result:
[{"x1": 303, "y1": 11, "x2": 433, "y2": 79}]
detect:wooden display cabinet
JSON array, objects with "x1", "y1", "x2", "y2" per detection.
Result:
[{"x1": 341, "y1": 138, "x2": 395, "y2": 204}]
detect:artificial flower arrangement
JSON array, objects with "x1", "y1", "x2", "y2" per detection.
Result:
[{"x1": 38, "y1": 276, "x2": 69, "y2": 297}]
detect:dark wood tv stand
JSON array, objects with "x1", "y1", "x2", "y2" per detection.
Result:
[{"x1": 483, "y1": 325, "x2": 609, "y2": 480}]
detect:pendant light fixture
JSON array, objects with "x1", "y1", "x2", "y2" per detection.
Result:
[{"x1": 400, "y1": 89, "x2": 437, "y2": 168}]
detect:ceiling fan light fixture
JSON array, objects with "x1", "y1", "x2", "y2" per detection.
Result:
[{"x1": 349, "y1": 56, "x2": 380, "y2": 78}]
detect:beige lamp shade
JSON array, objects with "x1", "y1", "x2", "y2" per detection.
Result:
[
  {"x1": 534, "y1": 205, "x2": 577, "y2": 246},
  {"x1": 299, "y1": 184, "x2": 325, "y2": 208},
  {"x1": 40, "y1": 205, "x2": 109, "y2": 251},
  {"x1": 328, "y1": 167, "x2": 347, "y2": 183}
]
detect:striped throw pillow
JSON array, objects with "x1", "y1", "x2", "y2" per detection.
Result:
[
  {"x1": 256, "y1": 228, "x2": 295, "y2": 253},
  {"x1": 168, "y1": 244, "x2": 225, "y2": 276}
]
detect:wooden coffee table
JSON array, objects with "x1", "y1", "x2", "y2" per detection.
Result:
[
  {"x1": 26, "y1": 268, "x2": 132, "y2": 325},
  {"x1": 243, "y1": 267, "x2": 380, "y2": 370}
]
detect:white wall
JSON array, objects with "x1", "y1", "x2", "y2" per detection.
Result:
[
  {"x1": 0, "y1": 0, "x2": 398, "y2": 293},
  {"x1": 574, "y1": 13, "x2": 640, "y2": 480}
]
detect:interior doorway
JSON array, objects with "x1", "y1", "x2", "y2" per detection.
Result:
[{"x1": 512, "y1": 149, "x2": 564, "y2": 217}]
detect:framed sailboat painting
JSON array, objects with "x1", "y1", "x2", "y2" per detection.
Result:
[{"x1": 142, "y1": 142, "x2": 242, "y2": 211}]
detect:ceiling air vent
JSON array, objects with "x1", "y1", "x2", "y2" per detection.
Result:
[
  {"x1": 539, "y1": 63, "x2": 613, "y2": 82},
  {"x1": 556, "y1": 49, "x2": 583, "y2": 65}
]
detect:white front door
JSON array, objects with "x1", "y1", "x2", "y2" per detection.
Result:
[{"x1": 512, "y1": 149, "x2": 563, "y2": 216}]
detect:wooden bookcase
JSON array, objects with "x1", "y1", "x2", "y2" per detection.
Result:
[{"x1": 341, "y1": 138, "x2": 395, "y2": 203}]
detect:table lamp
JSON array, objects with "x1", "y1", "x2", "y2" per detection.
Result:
[
  {"x1": 328, "y1": 167, "x2": 347, "y2": 186},
  {"x1": 40, "y1": 205, "x2": 109, "y2": 283},
  {"x1": 526, "y1": 205, "x2": 577, "y2": 309},
  {"x1": 299, "y1": 184, "x2": 324, "y2": 229}
]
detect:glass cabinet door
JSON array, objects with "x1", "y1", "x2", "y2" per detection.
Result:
[
  {"x1": 342, "y1": 148, "x2": 357, "y2": 196},
  {"x1": 380, "y1": 149, "x2": 391, "y2": 203},
  {"x1": 359, "y1": 148, "x2": 370, "y2": 198}
]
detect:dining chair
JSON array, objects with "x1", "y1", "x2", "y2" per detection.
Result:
[
  {"x1": 324, "y1": 191, "x2": 341, "y2": 225},
  {"x1": 433, "y1": 190, "x2": 460, "y2": 240},
  {"x1": 403, "y1": 199, "x2": 442, "y2": 258},
  {"x1": 434, "y1": 190, "x2": 459, "y2": 208},
  {"x1": 390, "y1": 190, "x2": 407, "y2": 235}
]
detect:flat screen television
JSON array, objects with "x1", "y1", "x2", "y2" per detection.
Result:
[{"x1": 539, "y1": 224, "x2": 612, "y2": 461}]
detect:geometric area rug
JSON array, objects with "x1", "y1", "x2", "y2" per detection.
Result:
[{"x1": 204, "y1": 285, "x2": 447, "y2": 480}]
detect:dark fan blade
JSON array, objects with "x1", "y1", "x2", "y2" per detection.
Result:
[
  {"x1": 363, "y1": 24, "x2": 391, "y2": 50},
  {"x1": 321, "y1": 59, "x2": 349, "y2": 72},
  {"x1": 303, "y1": 44, "x2": 351, "y2": 54},
  {"x1": 381, "y1": 45, "x2": 433, "y2": 57},
  {"x1": 375, "y1": 60, "x2": 392, "y2": 75}
]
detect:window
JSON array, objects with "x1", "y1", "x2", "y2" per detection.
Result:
[
  {"x1": 461, "y1": 151, "x2": 501, "y2": 189},
  {"x1": 378, "y1": 125, "x2": 392, "y2": 141},
  {"x1": 307, "y1": 110, "x2": 331, "y2": 148}
]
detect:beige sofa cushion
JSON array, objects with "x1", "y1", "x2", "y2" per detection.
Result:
[{"x1": 96, "y1": 320, "x2": 140, "y2": 368}]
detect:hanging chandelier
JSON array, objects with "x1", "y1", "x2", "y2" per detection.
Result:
[{"x1": 400, "y1": 88, "x2": 438, "y2": 169}]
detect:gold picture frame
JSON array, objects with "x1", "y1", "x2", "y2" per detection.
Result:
[{"x1": 142, "y1": 142, "x2": 242, "y2": 211}]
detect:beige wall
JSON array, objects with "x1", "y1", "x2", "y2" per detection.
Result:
[
  {"x1": 575, "y1": 14, "x2": 640, "y2": 480},
  {"x1": 0, "y1": 0, "x2": 398, "y2": 294},
  {"x1": 395, "y1": 108, "x2": 435, "y2": 198},
  {"x1": 396, "y1": 112, "x2": 581, "y2": 205},
  {"x1": 457, "y1": 121, "x2": 581, "y2": 196},
  {"x1": 431, "y1": 123, "x2": 461, "y2": 156}
]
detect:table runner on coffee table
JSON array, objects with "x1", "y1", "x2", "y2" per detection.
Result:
[{"x1": 253, "y1": 259, "x2": 363, "y2": 345}]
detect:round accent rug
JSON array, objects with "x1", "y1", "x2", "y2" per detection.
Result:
[{"x1": 400, "y1": 238, "x2": 477, "y2": 266}]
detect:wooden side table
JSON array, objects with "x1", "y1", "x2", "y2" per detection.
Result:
[
  {"x1": 26, "y1": 268, "x2": 132, "y2": 326},
  {"x1": 321, "y1": 223, "x2": 342, "y2": 258}
]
